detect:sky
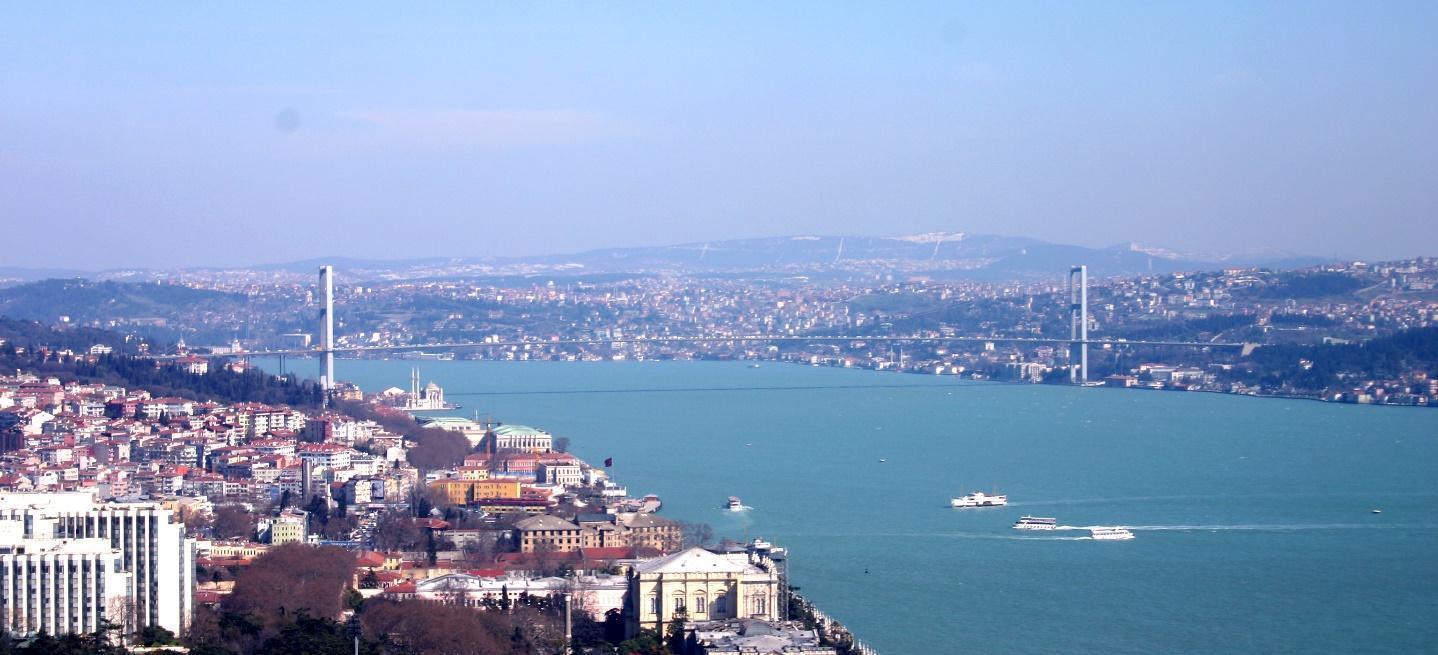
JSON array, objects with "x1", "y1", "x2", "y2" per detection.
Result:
[{"x1": 2, "y1": 2, "x2": 1435, "y2": 270}]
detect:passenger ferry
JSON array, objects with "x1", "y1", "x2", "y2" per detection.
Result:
[
  {"x1": 726, "y1": 496, "x2": 745, "y2": 512},
  {"x1": 950, "y1": 491, "x2": 1008, "y2": 508},
  {"x1": 1089, "y1": 527, "x2": 1135, "y2": 540},
  {"x1": 1012, "y1": 516, "x2": 1057, "y2": 530}
]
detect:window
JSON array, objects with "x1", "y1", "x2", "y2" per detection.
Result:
[
  {"x1": 752, "y1": 594, "x2": 767, "y2": 616},
  {"x1": 715, "y1": 595, "x2": 727, "y2": 614},
  {"x1": 648, "y1": 594, "x2": 659, "y2": 615},
  {"x1": 673, "y1": 594, "x2": 686, "y2": 614},
  {"x1": 693, "y1": 594, "x2": 707, "y2": 614}
]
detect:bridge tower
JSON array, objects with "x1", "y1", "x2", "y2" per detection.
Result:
[
  {"x1": 1068, "y1": 265, "x2": 1088, "y2": 383},
  {"x1": 319, "y1": 265, "x2": 336, "y2": 402}
]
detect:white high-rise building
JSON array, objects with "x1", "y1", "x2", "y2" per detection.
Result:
[
  {"x1": 0, "y1": 493, "x2": 195, "y2": 636},
  {"x1": 0, "y1": 522, "x2": 131, "y2": 636}
]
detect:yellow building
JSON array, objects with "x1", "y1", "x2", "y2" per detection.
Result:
[
  {"x1": 268, "y1": 509, "x2": 308, "y2": 545},
  {"x1": 621, "y1": 513, "x2": 682, "y2": 554},
  {"x1": 626, "y1": 547, "x2": 781, "y2": 637},
  {"x1": 514, "y1": 514, "x2": 583, "y2": 552},
  {"x1": 456, "y1": 466, "x2": 490, "y2": 481},
  {"x1": 428, "y1": 479, "x2": 521, "y2": 505}
]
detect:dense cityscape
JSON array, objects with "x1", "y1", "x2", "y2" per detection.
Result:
[
  {"x1": 5, "y1": 253, "x2": 1436, "y2": 407},
  {"x1": 5, "y1": 3, "x2": 1437, "y2": 653},
  {"x1": 0, "y1": 252, "x2": 1435, "y2": 650}
]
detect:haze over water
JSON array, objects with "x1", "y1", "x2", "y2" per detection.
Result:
[{"x1": 281, "y1": 358, "x2": 1438, "y2": 653}]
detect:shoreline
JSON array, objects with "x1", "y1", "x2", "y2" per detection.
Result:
[{"x1": 258, "y1": 354, "x2": 1435, "y2": 412}]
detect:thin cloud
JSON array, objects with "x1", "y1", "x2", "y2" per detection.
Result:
[{"x1": 344, "y1": 108, "x2": 612, "y2": 150}]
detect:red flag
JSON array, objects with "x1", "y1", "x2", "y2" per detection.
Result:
[{"x1": 604, "y1": 457, "x2": 613, "y2": 467}]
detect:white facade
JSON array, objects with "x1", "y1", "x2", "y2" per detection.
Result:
[
  {"x1": 537, "y1": 463, "x2": 583, "y2": 487},
  {"x1": 0, "y1": 526, "x2": 131, "y2": 637},
  {"x1": 627, "y1": 547, "x2": 781, "y2": 637},
  {"x1": 0, "y1": 492, "x2": 195, "y2": 636}
]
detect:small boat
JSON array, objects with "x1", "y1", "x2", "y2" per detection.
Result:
[
  {"x1": 1012, "y1": 516, "x2": 1057, "y2": 530},
  {"x1": 726, "y1": 496, "x2": 745, "y2": 512},
  {"x1": 878, "y1": 458, "x2": 887, "y2": 463},
  {"x1": 748, "y1": 364, "x2": 761, "y2": 369},
  {"x1": 1089, "y1": 527, "x2": 1135, "y2": 541},
  {"x1": 950, "y1": 491, "x2": 1007, "y2": 508},
  {"x1": 1371, "y1": 509, "x2": 1382, "y2": 514}
]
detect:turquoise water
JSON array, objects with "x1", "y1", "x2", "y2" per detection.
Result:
[{"x1": 274, "y1": 359, "x2": 1438, "y2": 653}]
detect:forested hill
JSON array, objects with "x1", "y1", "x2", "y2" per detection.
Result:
[
  {"x1": 0, "y1": 316, "x2": 141, "y2": 354},
  {"x1": 0, "y1": 319, "x2": 322, "y2": 407},
  {"x1": 1241, "y1": 326, "x2": 1438, "y2": 392},
  {"x1": 0, "y1": 279, "x2": 242, "y2": 325}
]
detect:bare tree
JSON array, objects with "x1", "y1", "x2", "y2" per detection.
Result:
[{"x1": 679, "y1": 520, "x2": 715, "y2": 549}]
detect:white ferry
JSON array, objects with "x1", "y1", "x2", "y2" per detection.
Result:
[
  {"x1": 950, "y1": 491, "x2": 1008, "y2": 508},
  {"x1": 1089, "y1": 527, "x2": 1135, "y2": 541},
  {"x1": 726, "y1": 496, "x2": 745, "y2": 512},
  {"x1": 1012, "y1": 516, "x2": 1057, "y2": 530}
]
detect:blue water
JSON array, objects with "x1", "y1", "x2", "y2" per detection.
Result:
[{"x1": 272, "y1": 359, "x2": 1438, "y2": 653}]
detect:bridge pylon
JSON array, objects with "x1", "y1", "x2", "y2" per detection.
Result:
[
  {"x1": 319, "y1": 265, "x2": 336, "y2": 405},
  {"x1": 1068, "y1": 265, "x2": 1089, "y2": 383}
]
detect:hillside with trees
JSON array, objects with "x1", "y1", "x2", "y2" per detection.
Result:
[{"x1": 0, "y1": 279, "x2": 242, "y2": 323}]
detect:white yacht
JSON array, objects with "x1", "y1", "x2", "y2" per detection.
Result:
[
  {"x1": 726, "y1": 496, "x2": 745, "y2": 512},
  {"x1": 1012, "y1": 516, "x2": 1057, "y2": 530},
  {"x1": 950, "y1": 491, "x2": 1008, "y2": 508},
  {"x1": 1089, "y1": 527, "x2": 1135, "y2": 540}
]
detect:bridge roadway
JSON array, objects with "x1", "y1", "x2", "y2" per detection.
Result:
[{"x1": 151, "y1": 335, "x2": 1252, "y2": 360}]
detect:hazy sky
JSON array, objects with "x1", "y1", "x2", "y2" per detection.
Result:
[{"x1": 2, "y1": 3, "x2": 1435, "y2": 269}]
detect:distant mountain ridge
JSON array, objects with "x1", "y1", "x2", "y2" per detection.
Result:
[
  {"x1": 0, "y1": 234, "x2": 1332, "y2": 283},
  {"x1": 227, "y1": 233, "x2": 1333, "y2": 281}
]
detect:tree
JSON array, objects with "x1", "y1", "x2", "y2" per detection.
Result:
[
  {"x1": 344, "y1": 587, "x2": 365, "y2": 611},
  {"x1": 321, "y1": 514, "x2": 358, "y2": 541},
  {"x1": 406, "y1": 429, "x2": 471, "y2": 471},
  {"x1": 223, "y1": 544, "x2": 357, "y2": 623},
  {"x1": 134, "y1": 625, "x2": 179, "y2": 646},
  {"x1": 664, "y1": 615, "x2": 688, "y2": 654},
  {"x1": 359, "y1": 599, "x2": 523, "y2": 655},
  {"x1": 305, "y1": 494, "x2": 331, "y2": 533},
  {"x1": 372, "y1": 512, "x2": 424, "y2": 551},
  {"x1": 179, "y1": 506, "x2": 213, "y2": 534},
  {"x1": 678, "y1": 520, "x2": 714, "y2": 549},
  {"x1": 256, "y1": 614, "x2": 359, "y2": 655},
  {"x1": 9, "y1": 630, "x2": 127, "y2": 655},
  {"x1": 616, "y1": 630, "x2": 670, "y2": 655},
  {"x1": 213, "y1": 505, "x2": 258, "y2": 540}
]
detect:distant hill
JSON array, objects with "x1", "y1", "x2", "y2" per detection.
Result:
[
  {"x1": 0, "y1": 279, "x2": 243, "y2": 325},
  {"x1": 0, "y1": 234, "x2": 1333, "y2": 283},
  {"x1": 0, "y1": 266, "x2": 92, "y2": 287},
  {"x1": 251, "y1": 233, "x2": 1331, "y2": 281}
]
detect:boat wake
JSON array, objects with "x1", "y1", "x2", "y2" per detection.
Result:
[
  {"x1": 1053, "y1": 523, "x2": 1431, "y2": 532},
  {"x1": 1008, "y1": 491, "x2": 1438, "y2": 509},
  {"x1": 767, "y1": 531, "x2": 1091, "y2": 541}
]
